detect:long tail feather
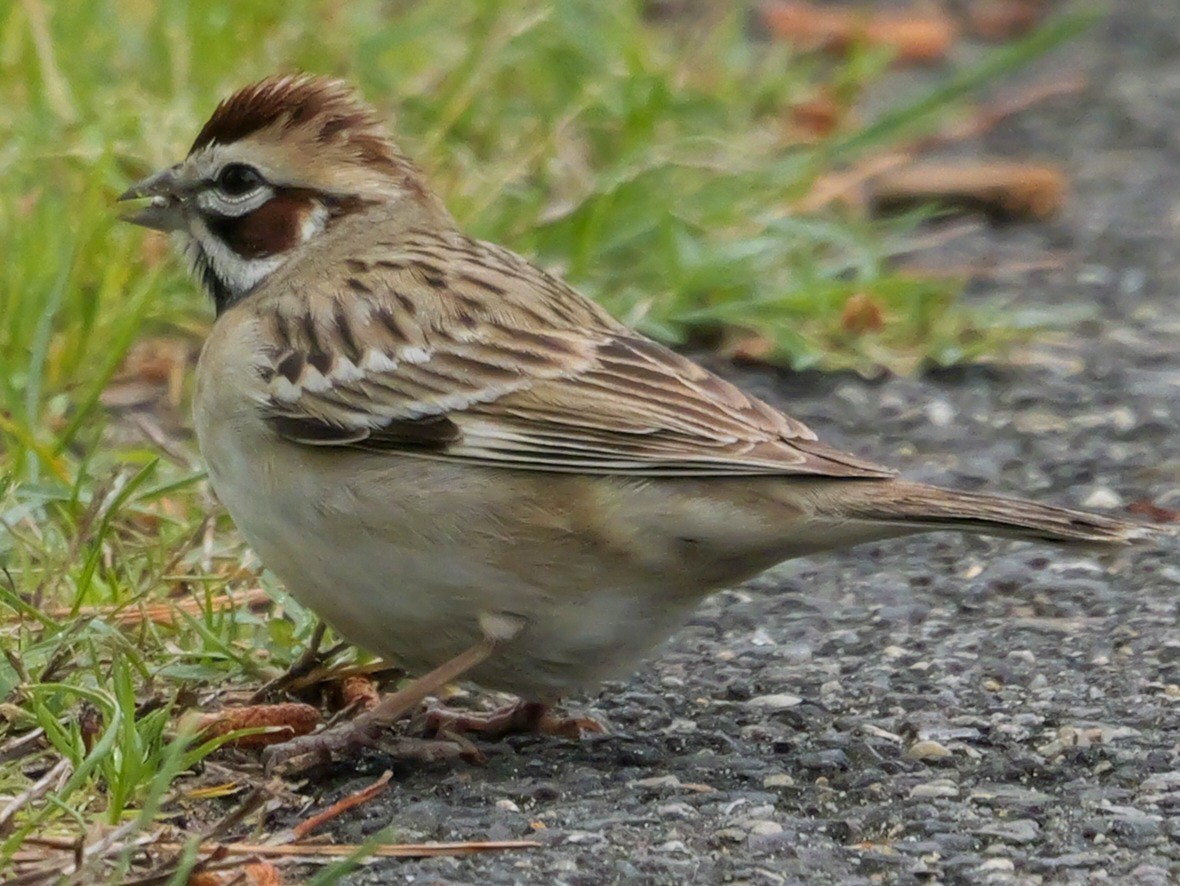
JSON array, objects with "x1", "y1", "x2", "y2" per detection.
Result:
[{"x1": 826, "y1": 481, "x2": 1151, "y2": 546}]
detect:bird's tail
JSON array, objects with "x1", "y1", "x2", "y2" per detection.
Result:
[{"x1": 821, "y1": 480, "x2": 1151, "y2": 547}]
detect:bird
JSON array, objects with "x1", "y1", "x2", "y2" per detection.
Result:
[{"x1": 118, "y1": 74, "x2": 1146, "y2": 768}]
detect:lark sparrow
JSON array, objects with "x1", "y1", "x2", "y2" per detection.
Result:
[{"x1": 119, "y1": 75, "x2": 1144, "y2": 766}]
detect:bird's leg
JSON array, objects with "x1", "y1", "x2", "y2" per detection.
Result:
[
  {"x1": 262, "y1": 613, "x2": 524, "y2": 773},
  {"x1": 422, "y1": 700, "x2": 605, "y2": 741}
]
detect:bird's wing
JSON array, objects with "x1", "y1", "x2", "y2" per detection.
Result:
[{"x1": 248, "y1": 231, "x2": 894, "y2": 478}]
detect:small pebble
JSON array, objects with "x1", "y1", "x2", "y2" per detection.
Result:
[
  {"x1": 632, "y1": 775, "x2": 681, "y2": 789},
  {"x1": 910, "y1": 780, "x2": 959, "y2": 798},
  {"x1": 746, "y1": 693, "x2": 802, "y2": 710},
  {"x1": 926, "y1": 400, "x2": 954, "y2": 427},
  {"x1": 978, "y1": 857, "x2": 1015, "y2": 872},
  {"x1": 1082, "y1": 487, "x2": 1123, "y2": 509},
  {"x1": 657, "y1": 802, "x2": 695, "y2": 820},
  {"x1": 746, "y1": 819, "x2": 784, "y2": 836},
  {"x1": 763, "y1": 773, "x2": 795, "y2": 788},
  {"x1": 908, "y1": 739, "x2": 953, "y2": 761}
]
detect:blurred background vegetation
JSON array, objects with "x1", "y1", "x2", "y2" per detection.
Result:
[{"x1": 0, "y1": 0, "x2": 1080, "y2": 880}]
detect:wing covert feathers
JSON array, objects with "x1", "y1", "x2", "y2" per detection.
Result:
[{"x1": 254, "y1": 228, "x2": 896, "y2": 479}]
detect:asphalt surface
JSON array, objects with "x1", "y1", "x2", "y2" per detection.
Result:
[{"x1": 283, "y1": 5, "x2": 1180, "y2": 883}]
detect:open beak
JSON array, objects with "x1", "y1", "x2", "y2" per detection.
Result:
[{"x1": 117, "y1": 166, "x2": 187, "y2": 232}]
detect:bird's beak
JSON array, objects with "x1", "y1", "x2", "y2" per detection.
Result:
[{"x1": 117, "y1": 166, "x2": 187, "y2": 232}]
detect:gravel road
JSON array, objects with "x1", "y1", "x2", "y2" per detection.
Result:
[{"x1": 296, "y1": 4, "x2": 1180, "y2": 883}]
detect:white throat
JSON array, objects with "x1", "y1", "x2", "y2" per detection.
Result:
[{"x1": 183, "y1": 202, "x2": 330, "y2": 305}]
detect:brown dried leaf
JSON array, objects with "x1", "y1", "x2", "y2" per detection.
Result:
[
  {"x1": 841, "y1": 293, "x2": 886, "y2": 335},
  {"x1": 870, "y1": 160, "x2": 1067, "y2": 221},
  {"x1": 788, "y1": 89, "x2": 846, "y2": 141},
  {"x1": 1127, "y1": 500, "x2": 1180, "y2": 524},
  {"x1": 794, "y1": 152, "x2": 909, "y2": 214},
  {"x1": 967, "y1": 0, "x2": 1044, "y2": 41},
  {"x1": 190, "y1": 863, "x2": 283, "y2": 886},
  {"x1": 339, "y1": 674, "x2": 380, "y2": 712},
  {"x1": 762, "y1": 1, "x2": 957, "y2": 65},
  {"x1": 723, "y1": 332, "x2": 777, "y2": 363},
  {"x1": 186, "y1": 703, "x2": 321, "y2": 748}
]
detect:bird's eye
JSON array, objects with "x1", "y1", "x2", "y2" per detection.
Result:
[{"x1": 216, "y1": 163, "x2": 263, "y2": 196}]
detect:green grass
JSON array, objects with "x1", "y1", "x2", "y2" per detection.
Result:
[{"x1": 0, "y1": 0, "x2": 1083, "y2": 881}]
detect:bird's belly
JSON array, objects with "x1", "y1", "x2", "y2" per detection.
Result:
[{"x1": 200, "y1": 430, "x2": 711, "y2": 698}]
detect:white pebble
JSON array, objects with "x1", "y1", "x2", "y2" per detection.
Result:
[
  {"x1": 746, "y1": 820, "x2": 784, "y2": 836},
  {"x1": 747, "y1": 693, "x2": 803, "y2": 710},
  {"x1": 910, "y1": 781, "x2": 959, "y2": 798},
  {"x1": 1082, "y1": 487, "x2": 1123, "y2": 509},
  {"x1": 763, "y1": 773, "x2": 795, "y2": 788}
]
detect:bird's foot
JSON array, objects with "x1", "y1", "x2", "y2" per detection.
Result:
[
  {"x1": 261, "y1": 714, "x2": 481, "y2": 773},
  {"x1": 262, "y1": 638, "x2": 498, "y2": 774},
  {"x1": 421, "y1": 700, "x2": 605, "y2": 741}
]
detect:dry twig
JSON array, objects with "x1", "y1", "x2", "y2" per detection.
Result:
[
  {"x1": 152, "y1": 839, "x2": 541, "y2": 860},
  {"x1": 28, "y1": 587, "x2": 273, "y2": 628},
  {"x1": 0, "y1": 757, "x2": 72, "y2": 836},
  {"x1": 870, "y1": 160, "x2": 1067, "y2": 220},
  {"x1": 762, "y1": 1, "x2": 957, "y2": 65},
  {"x1": 288, "y1": 770, "x2": 393, "y2": 841}
]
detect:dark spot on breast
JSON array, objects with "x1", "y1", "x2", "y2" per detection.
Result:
[
  {"x1": 345, "y1": 259, "x2": 369, "y2": 273},
  {"x1": 456, "y1": 311, "x2": 478, "y2": 329},
  {"x1": 347, "y1": 278, "x2": 371, "y2": 294},
  {"x1": 276, "y1": 351, "x2": 304, "y2": 384},
  {"x1": 375, "y1": 259, "x2": 405, "y2": 271}
]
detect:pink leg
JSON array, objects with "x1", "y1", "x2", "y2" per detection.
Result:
[{"x1": 423, "y1": 700, "x2": 605, "y2": 741}]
